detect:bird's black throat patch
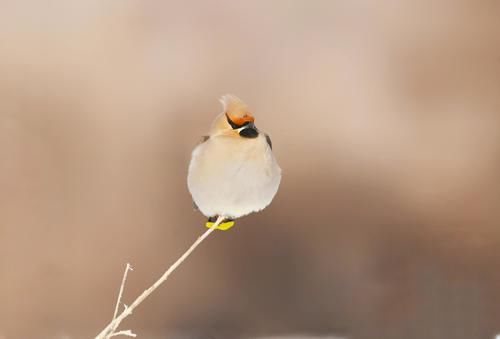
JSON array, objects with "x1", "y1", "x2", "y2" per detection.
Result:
[{"x1": 239, "y1": 126, "x2": 259, "y2": 138}]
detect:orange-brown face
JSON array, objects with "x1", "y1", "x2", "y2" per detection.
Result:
[
  {"x1": 226, "y1": 112, "x2": 254, "y2": 128},
  {"x1": 224, "y1": 112, "x2": 259, "y2": 139}
]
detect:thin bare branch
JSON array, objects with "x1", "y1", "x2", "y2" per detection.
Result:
[{"x1": 95, "y1": 215, "x2": 225, "y2": 339}]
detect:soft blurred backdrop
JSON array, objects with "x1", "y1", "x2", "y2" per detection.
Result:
[{"x1": 1, "y1": 1, "x2": 500, "y2": 338}]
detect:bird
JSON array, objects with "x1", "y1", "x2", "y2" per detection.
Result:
[{"x1": 187, "y1": 94, "x2": 281, "y2": 231}]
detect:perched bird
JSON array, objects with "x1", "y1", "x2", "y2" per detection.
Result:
[{"x1": 187, "y1": 94, "x2": 281, "y2": 230}]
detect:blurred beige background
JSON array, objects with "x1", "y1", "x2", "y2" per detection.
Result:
[{"x1": 1, "y1": 1, "x2": 500, "y2": 338}]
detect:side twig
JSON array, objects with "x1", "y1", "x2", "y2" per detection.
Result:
[
  {"x1": 109, "y1": 330, "x2": 137, "y2": 338},
  {"x1": 95, "y1": 215, "x2": 226, "y2": 339},
  {"x1": 113, "y1": 263, "x2": 133, "y2": 321}
]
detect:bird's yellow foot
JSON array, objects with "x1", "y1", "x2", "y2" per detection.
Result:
[{"x1": 206, "y1": 217, "x2": 235, "y2": 231}]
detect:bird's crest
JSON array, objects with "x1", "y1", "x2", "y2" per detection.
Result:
[
  {"x1": 219, "y1": 94, "x2": 248, "y2": 115},
  {"x1": 219, "y1": 94, "x2": 254, "y2": 126}
]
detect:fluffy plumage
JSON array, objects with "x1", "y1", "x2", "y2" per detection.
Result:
[{"x1": 187, "y1": 95, "x2": 281, "y2": 220}]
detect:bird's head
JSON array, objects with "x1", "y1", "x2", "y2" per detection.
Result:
[{"x1": 210, "y1": 94, "x2": 259, "y2": 138}]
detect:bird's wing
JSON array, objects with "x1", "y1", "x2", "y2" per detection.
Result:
[
  {"x1": 197, "y1": 135, "x2": 210, "y2": 145},
  {"x1": 265, "y1": 134, "x2": 272, "y2": 150}
]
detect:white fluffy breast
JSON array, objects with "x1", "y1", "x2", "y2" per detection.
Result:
[{"x1": 187, "y1": 133, "x2": 281, "y2": 219}]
